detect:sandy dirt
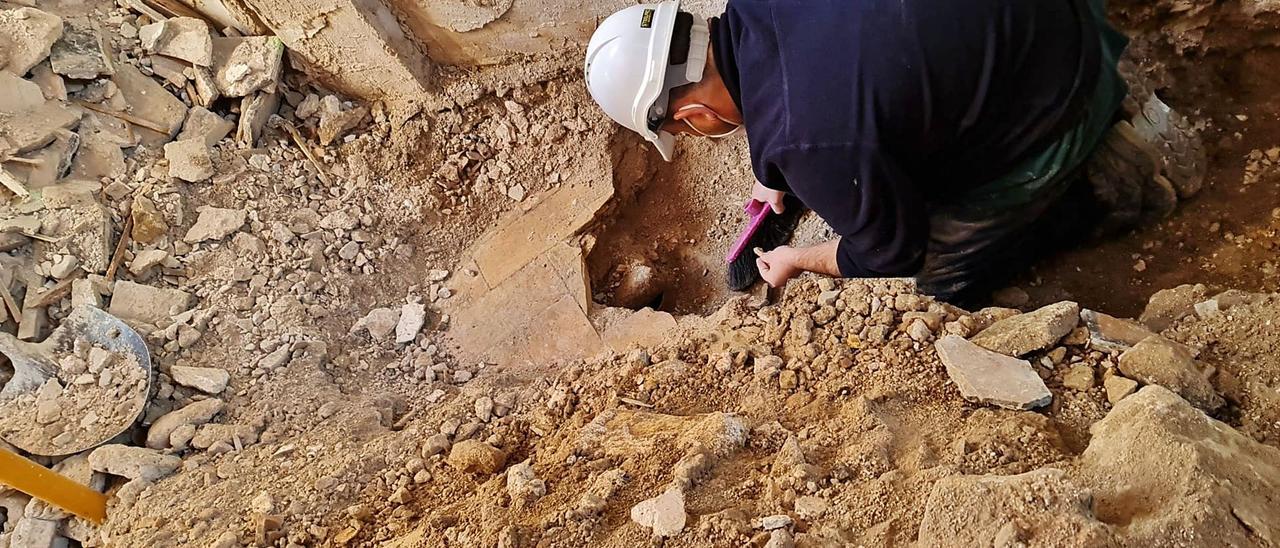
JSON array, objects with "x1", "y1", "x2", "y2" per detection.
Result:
[{"x1": 2, "y1": 0, "x2": 1280, "y2": 547}]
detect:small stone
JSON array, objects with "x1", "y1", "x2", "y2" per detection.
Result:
[
  {"x1": 765, "y1": 529, "x2": 795, "y2": 548},
  {"x1": 506, "y1": 184, "x2": 526, "y2": 201},
  {"x1": 170, "y1": 365, "x2": 230, "y2": 394},
  {"x1": 388, "y1": 486, "x2": 412, "y2": 505},
  {"x1": 1103, "y1": 375, "x2": 1139, "y2": 404},
  {"x1": 1080, "y1": 309, "x2": 1158, "y2": 352},
  {"x1": 1118, "y1": 336, "x2": 1222, "y2": 410},
  {"x1": 338, "y1": 241, "x2": 360, "y2": 260},
  {"x1": 1193, "y1": 299, "x2": 1220, "y2": 319},
  {"x1": 505, "y1": 460, "x2": 546, "y2": 504},
  {"x1": 970, "y1": 301, "x2": 1080, "y2": 357},
  {"x1": 1046, "y1": 347, "x2": 1068, "y2": 364},
  {"x1": 146, "y1": 398, "x2": 225, "y2": 449},
  {"x1": 935, "y1": 335, "x2": 1052, "y2": 410},
  {"x1": 630, "y1": 486, "x2": 686, "y2": 538},
  {"x1": 177, "y1": 106, "x2": 235, "y2": 146},
  {"x1": 760, "y1": 515, "x2": 793, "y2": 530},
  {"x1": 128, "y1": 249, "x2": 170, "y2": 276},
  {"x1": 192, "y1": 423, "x2": 259, "y2": 450},
  {"x1": 612, "y1": 260, "x2": 661, "y2": 309},
  {"x1": 793, "y1": 496, "x2": 828, "y2": 520},
  {"x1": 907, "y1": 318, "x2": 932, "y2": 342},
  {"x1": 1139, "y1": 284, "x2": 1207, "y2": 332},
  {"x1": 1061, "y1": 364, "x2": 1095, "y2": 391},
  {"x1": 453, "y1": 369, "x2": 473, "y2": 384},
  {"x1": 49, "y1": 254, "x2": 79, "y2": 279},
  {"x1": 446, "y1": 440, "x2": 507, "y2": 474},
  {"x1": 184, "y1": 207, "x2": 247, "y2": 243},
  {"x1": 87, "y1": 444, "x2": 181, "y2": 481},
  {"x1": 131, "y1": 196, "x2": 169, "y2": 244},
  {"x1": 395, "y1": 302, "x2": 426, "y2": 344},
  {"x1": 316, "y1": 95, "x2": 367, "y2": 145},
  {"x1": 422, "y1": 433, "x2": 451, "y2": 457},
  {"x1": 295, "y1": 93, "x2": 321, "y2": 119},
  {"x1": 778, "y1": 370, "x2": 798, "y2": 390},
  {"x1": 816, "y1": 290, "x2": 840, "y2": 307},
  {"x1": 351, "y1": 307, "x2": 399, "y2": 340},
  {"x1": 474, "y1": 396, "x2": 494, "y2": 422},
  {"x1": 10, "y1": 518, "x2": 59, "y2": 548}
]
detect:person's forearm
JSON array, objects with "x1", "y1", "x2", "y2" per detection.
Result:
[{"x1": 790, "y1": 239, "x2": 841, "y2": 277}]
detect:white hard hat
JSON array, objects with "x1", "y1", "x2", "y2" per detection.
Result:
[{"x1": 585, "y1": 1, "x2": 710, "y2": 161}]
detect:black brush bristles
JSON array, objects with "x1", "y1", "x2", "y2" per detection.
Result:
[{"x1": 726, "y1": 195, "x2": 806, "y2": 291}]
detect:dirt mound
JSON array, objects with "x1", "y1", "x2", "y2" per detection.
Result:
[{"x1": 921, "y1": 386, "x2": 1280, "y2": 547}]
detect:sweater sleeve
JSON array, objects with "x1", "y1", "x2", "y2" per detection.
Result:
[{"x1": 769, "y1": 143, "x2": 928, "y2": 278}]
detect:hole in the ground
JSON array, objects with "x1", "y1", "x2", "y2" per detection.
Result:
[
  {"x1": 0, "y1": 356, "x2": 11, "y2": 391},
  {"x1": 587, "y1": 134, "x2": 835, "y2": 315},
  {"x1": 587, "y1": 135, "x2": 757, "y2": 315}
]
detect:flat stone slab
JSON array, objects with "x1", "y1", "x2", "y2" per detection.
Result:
[
  {"x1": 971, "y1": 301, "x2": 1080, "y2": 357},
  {"x1": 935, "y1": 335, "x2": 1052, "y2": 410}
]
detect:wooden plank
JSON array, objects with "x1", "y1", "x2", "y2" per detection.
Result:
[
  {"x1": 74, "y1": 101, "x2": 171, "y2": 135},
  {"x1": 25, "y1": 273, "x2": 81, "y2": 309}
]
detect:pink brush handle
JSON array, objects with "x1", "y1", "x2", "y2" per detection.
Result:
[{"x1": 726, "y1": 200, "x2": 772, "y2": 263}]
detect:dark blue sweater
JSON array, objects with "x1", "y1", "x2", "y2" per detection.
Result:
[{"x1": 712, "y1": 0, "x2": 1102, "y2": 277}]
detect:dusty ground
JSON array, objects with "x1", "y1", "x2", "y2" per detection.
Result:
[{"x1": 2, "y1": 0, "x2": 1280, "y2": 547}]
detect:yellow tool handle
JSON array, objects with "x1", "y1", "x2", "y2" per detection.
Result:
[{"x1": 0, "y1": 447, "x2": 107, "y2": 524}]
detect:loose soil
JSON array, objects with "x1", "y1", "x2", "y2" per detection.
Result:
[{"x1": 2, "y1": 0, "x2": 1280, "y2": 547}]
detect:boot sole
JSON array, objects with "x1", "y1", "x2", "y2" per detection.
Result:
[{"x1": 1118, "y1": 58, "x2": 1208, "y2": 199}]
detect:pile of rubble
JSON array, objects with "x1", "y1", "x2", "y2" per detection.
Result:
[
  {"x1": 370, "y1": 279, "x2": 1278, "y2": 547},
  {"x1": 0, "y1": 2, "x2": 391, "y2": 546}
]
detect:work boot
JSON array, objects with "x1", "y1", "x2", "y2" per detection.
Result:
[
  {"x1": 1085, "y1": 121, "x2": 1159, "y2": 235},
  {"x1": 1118, "y1": 58, "x2": 1208, "y2": 199}
]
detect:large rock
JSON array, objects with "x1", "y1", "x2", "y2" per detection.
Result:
[
  {"x1": 919, "y1": 386, "x2": 1280, "y2": 546},
  {"x1": 0, "y1": 8, "x2": 63, "y2": 76},
  {"x1": 1117, "y1": 336, "x2": 1222, "y2": 410},
  {"x1": 1139, "y1": 283, "x2": 1207, "y2": 332},
  {"x1": 934, "y1": 335, "x2": 1052, "y2": 410},
  {"x1": 49, "y1": 18, "x2": 112, "y2": 79},
  {"x1": 111, "y1": 63, "x2": 187, "y2": 143},
  {"x1": 1074, "y1": 386, "x2": 1280, "y2": 545},
  {"x1": 918, "y1": 469, "x2": 1116, "y2": 547},
  {"x1": 87, "y1": 444, "x2": 181, "y2": 481},
  {"x1": 0, "y1": 72, "x2": 44, "y2": 115},
  {"x1": 971, "y1": 301, "x2": 1080, "y2": 356}
]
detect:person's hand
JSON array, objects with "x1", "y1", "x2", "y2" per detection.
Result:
[
  {"x1": 755, "y1": 246, "x2": 802, "y2": 287},
  {"x1": 751, "y1": 181, "x2": 786, "y2": 214}
]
